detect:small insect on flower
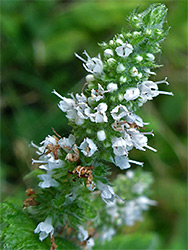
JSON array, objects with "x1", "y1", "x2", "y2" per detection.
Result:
[{"x1": 69, "y1": 165, "x2": 94, "y2": 187}]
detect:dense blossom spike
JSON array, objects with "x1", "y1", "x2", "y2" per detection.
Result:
[{"x1": 26, "y1": 4, "x2": 172, "y2": 249}]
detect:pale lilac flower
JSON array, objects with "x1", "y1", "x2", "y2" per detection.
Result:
[
  {"x1": 124, "y1": 87, "x2": 140, "y2": 101},
  {"x1": 34, "y1": 217, "x2": 54, "y2": 241},
  {"x1": 80, "y1": 138, "x2": 97, "y2": 157},
  {"x1": 115, "y1": 43, "x2": 133, "y2": 57}
]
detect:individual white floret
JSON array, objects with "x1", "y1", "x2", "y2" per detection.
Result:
[
  {"x1": 78, "y1": 226, "x2": 95, "y2": 250},
  {"x1": 107, "y1": 83, "x2": 118, "y2": 92},
  {"x1": 124, "y1": 87, "x2": 140, "y2": 101},
  {"x1": 104, "y1": 49, "x2": 114, "y2": 57},
  {"x1": 90, "y1": 103, "x2": 108, "y2": 123},
  {"x1": 116, "y1": 63, "x2": 125, "y2": 73},
  {"x1": 97, "y1": 181, "x2": 116, "y2": 204},
  {"x1": 111, "y1": 137, "x2": 130, "y2": 156},
  {"x1": 139, "y1": 80, "x2": 173, "y2": 102},
  {"x1": 34, "y1": 217, "x2": 54, "y2": 241},
  {"x1": 75, "y1": 50, "x2": 103, "y2": 75},
  {"x1": 58, "y1": 134, "x2": 75, "y2": 152},
  {"x1": 111, "y1": 105, "x2": 129, "y2": 120},
  {"x1": 79, "y1": 138, "x2": 97, "y2": 157},
  {"x1": 115, "y1": 43, "x2": 133, "y2": 57},
  {"x1": 38, "y1": 174, "x2": 59, "y2": 188},
  {"x1": 97, "y1": 130, "x2": 106, "y2": 141},
  {"x1": 130, "y1": 66, "x2": 138, "y2": 76},
  {"x1": 128, "y1": 128, "x2": 157, "y2": 152}
]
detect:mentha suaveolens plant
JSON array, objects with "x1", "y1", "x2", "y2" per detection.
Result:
[{"x1": 24, "y1": 4, "x2": 173, "y2": 250}]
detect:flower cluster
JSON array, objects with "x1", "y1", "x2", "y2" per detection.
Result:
[{"x1": 27, "y1": 4, "x2": 172, "y2": 249}]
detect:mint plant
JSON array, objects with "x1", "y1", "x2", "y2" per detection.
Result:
[{"x1": 1, "y1": 4, "x2": 173, "y2": 250}]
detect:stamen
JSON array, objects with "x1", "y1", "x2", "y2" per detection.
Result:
[
  {"x1": 158, "y1": 91, "x2": 174, "y2": 96},
  {"x1": 51, "y1": 89, "x2": 64, "y2": 100},
  {"x1": 32, "y1": 159, "x2": 47, "y2": 164},
  {"x1": 145, "y1": 145, "x2": 157, "y2": 152},
  {"x1": 156, "y1": 77, "x2": 169, "y2": 85},
  {"x1": 129, "y1": 159, "x2": 144, "y2": 166},
  {"x1": 74, "y1": 52, "x2": 86, "y2": 63}
]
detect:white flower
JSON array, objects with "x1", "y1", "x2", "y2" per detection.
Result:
[
  {"x1": 111, "y1": 105, "x2": 129, "y2": 120},
  {"x1": 34, "y1": 217, "x2": 54, "y2": 241},
  {"x1": 40, "y1": 135, "x2": 57, "y2": 147},
  {"x1": 119, "y1": 76, "x2": 127, "y2": 83},
  {"x1": 107, "y1": 83, "x2": 118, "y2": 92},
  {"x1": 128, "y1": 128, "x2": 157, "y2": 152},
  {"x1": 104, "y1": 49, "x2": 114, "y2": 57},
  {"x1": 107, "y1": 58, "x2": 116, "y2": 66},
  {"x1": 115, "y1": 43, "x2": 133, "y2": 57},
  {"x1": 125, "y1": 113, "x2": 149, "y2": 127},
  {"x1": 78, "y1": 226, "x2": 95, "y2": 250},
  {"x1": 100, "y1": 227, "x2": 116, "y2": 243},
  {"x1": 39, "y1": 157, "x2": 64, "y2": 172},
  {"x1": 122, "y1": 200, "x2": 143, "y2": 226},
  {"x1": 146, "y1": 53, "x2": 155, "y2": 61},
  {"x1": 112, "y1": 137, "x2": 129, "y2": 156},
  {"x1": 130, "y1": 66, "x2": 138, "y2": 76},
  {"x1": 124, "y1": 87, "x2": 140, "y2": 101},
  {"x1": 115, "y1": 155, "x2": 143, "y2": 169},
  {"x1": 75, "y1": 50, "x2": 103, "y2": 75},
  {"x1": 58, "y1": 134, "x2": 75, "y2": 152},
  {"x1": 91, "y1": 84, "x2": 105, "y2": 102},
  {"x1": 38, "y1": 174, "x2": 59, "y2": 188},
  {"x1": 126, "y1": 170, "x2": 134, "y2": 179},
  {"x1": 86, "y1": 74, "x2": 95, "y2": 82},
  {"x1": 116, "y1": 63, "x2": 125, "y2": 73},
  {"x1": 97, "y1": 130, "x2": 106, "y2": 141},
  {"x1": 135, "y1": 55, "x2": 143, "y2": 62},
  {"x1": 116, "y1": 38, "x2": 124, "y2": 45},
  {"x1": 139, "y1": 80, "x2": 173, "y2": 102},
  {"x1": 80, "y1": 138, "x2": 97, "y2": 157},
  {"x1": 136, "y1": 196, "x2": 157, "y2": 210},
  {"x1": 144, "y1": 68, "x2": 156, "y2": 75},
  {"x1": 97, "y1": 181, "x2": 116, "y2": 204},
  {"x1": 90, "y1": 103, "x2": 108, "y2": 123}
]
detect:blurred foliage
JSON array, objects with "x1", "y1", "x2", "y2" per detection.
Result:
[{"x1": 1, "y1": 0, "x2": 187, "y2": 249}]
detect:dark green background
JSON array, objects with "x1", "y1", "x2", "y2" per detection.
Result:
[{"x1": 1, "y1": 0, "x2": 187, "y2": 249}]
